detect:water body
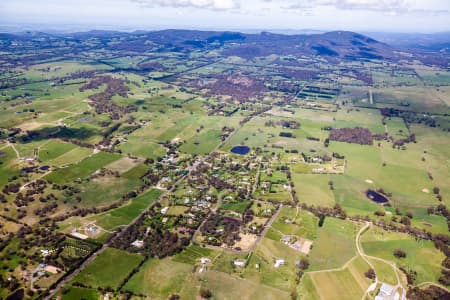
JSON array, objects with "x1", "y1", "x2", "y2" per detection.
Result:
[
  {"x1": 366, "y1": 189, "x2": 389, "y2": 204},
  {"x1": 230, "y1": 145, "x2": 250, "y2": 155}
]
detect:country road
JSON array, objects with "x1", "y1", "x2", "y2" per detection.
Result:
[
  {"x1": 44, "y1": 173, "x2": 188, "y2": 300},
  {"x1": 44, "y1": 105, "x2": 263, "y2": 298},
  {"x1": 193, "y1": 203, "x2": 283, "y2": 255},
  {"x1": 357, "y1": 222, "x2": 406, "y2": 300}
]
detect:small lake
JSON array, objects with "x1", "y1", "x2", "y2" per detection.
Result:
[
  {"x1": 230, "y1": 146, "x2": 250, "y2": 155},
  {"x1": 366, "y1": 189, "x2": 389, "y2": 204}
]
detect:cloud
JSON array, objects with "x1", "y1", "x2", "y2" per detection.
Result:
[
  {"x1": 133, "y1": 0, "x2": 239, "y2": 10},
  {"x1": 130, "y1": 0, "x2": 448, "y2": 15},
  {"x1": 276, "y1": 0, "x2": 448, "y2": 14}
]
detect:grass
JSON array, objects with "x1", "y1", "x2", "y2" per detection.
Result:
[
  {"x1": 93, "y1": 188, "x2": 162, "y2": 230},
  {"x1": 308, "y1": 256, "x2": 370, "y2": 300},
  {"x1": 72, "y1": 247, "x2": 143, "y2": 289},
  {"x1": 121, "y1": 163, "x2": 148, "y2": 180},
  {"x1": 74, "y1": 174, "x2": 142, "y2": 207},
  {"x1": 368, "y1": 258, "x2": 397, "y2": 285},
  {"x1": 45, "y1": 151, "x2": 121, "y2": 184},
  {"x1": 173, "y1": 245, "x2": 215, "y2": 265},
  {"x1": 46, "y1": 146, "x2": 93, "y2": 167},
  {"x1": 308, "y1": 218, "x2": 359, "y2": 271},
  {"x1": 292, "y1": 174, "x2": 335, "y2": 207},
  {"x1": 221, "y1": 200, "x2": 251, "y2": 214},
  {"x1": 270, "y1": 207, "x2": 318, "y2": 240},
  {"x1": 200, "y1": 270, "x2": 291, "y2": 300},
  {"x1": 104, "y1": 156, "x2": 141, "y2": 174},
  {"x1": 361, "y1": 227, "x2": 444, "y2": 284},
  {"x1": 0, "y1": 146, "x2": 20, "y2": 185},
  {"x1": 123, "y1": 257, "x2": 193, "y2": 298},
  {"x1": 298, "y1": 274, "x2": 321, "y2": 300},
  {"x1": 38, "y1": 140, "x2": 77, "y2": 162},
  {"x1": 58, "y1": 287, "x2": 99, "y2": 300}
]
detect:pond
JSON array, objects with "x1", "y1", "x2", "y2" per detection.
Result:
[
  {"x1": 230, "y1": 145, "x2": 250, "y2": 155},
  {"x1": 366, "y1": 189, "x2": 389, "y2": 204}
]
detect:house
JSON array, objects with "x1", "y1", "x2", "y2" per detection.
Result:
[
  {"x1": 87, "y1": 225, "x2": 98, "y2": 234},
  {"x1": 200, "y1": 257, "x2": 210, "y2": 264},
  {"x1": 233, "y1": 259, "x2": 246, "y2": 267},
  {"x1": 375, "y1": 283, "x2": 399, "y2": 300},
  {"x1": 274, "y1": 259, "x2": 285, "y2": 268},
  {"x1": 131, "y1": 240, "x2": 144, "y2": 248}
]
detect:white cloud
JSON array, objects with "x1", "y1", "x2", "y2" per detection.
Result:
[
  {"x1": 133, "y1": 0, "x2": 239, "y2": 10},
  {"x1": 272, "y1": 0, "x2": 449, "y2": 14}
]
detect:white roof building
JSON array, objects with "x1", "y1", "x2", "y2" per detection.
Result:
[
  {"x1": 200, "y1": 257, "x2": 210, "y2": 264},
  {"x1": 234, "y1": 260, "x2": 246, "y2": 267},
  {"x1": 131, "y1": 240, "x2": 144, "y2": 248},
  {"x1": 375, "y1": 283, "x2": 399, "y2": 300},
  {"x1": 274, "y1": 259, "x2": 285, "y2": 268}
]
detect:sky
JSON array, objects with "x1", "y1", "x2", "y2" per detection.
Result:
[{"x1": 1, "y1": 0, "x2": 450, "y2": 33}]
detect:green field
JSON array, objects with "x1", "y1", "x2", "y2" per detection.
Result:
[
  {"x1": 58, "y1": 287, "x2": 99, "y2": 300},
  {"x1": 93, "y1": 188, "x2": 162, "y2": 230},
  {"x1": 307, "y1": 256, "x2": 370, "y2": 300},
  {"x1": 1, "y1": 29, "x2": 449, "y2": 300},
  {"x1": 72, "y1": 247, "x2": 143, "y2": 289},
  {"x1": 308, "y1": 218, "x2": 359, "y2": 271},
  {"x1": 45, "y1": 151, "x2": 121, "y2": 184},
  {"x1": 361, "y1": 227, "x2": 444, "y2": 284},
  {"x1": 123, "y1": 258, "x2": 193, "y2": 298}
]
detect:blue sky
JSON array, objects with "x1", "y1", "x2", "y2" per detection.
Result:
[{"x1": 1, "y1": 0, "x2": 449, "y2": 32}]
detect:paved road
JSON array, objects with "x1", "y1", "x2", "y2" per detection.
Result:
[
  {"x1": 44, "y1": 173, "x2": 187, "y2": 300},
  {"x1": 45, "y1": 107, "x2": 275, "y2": 298}
]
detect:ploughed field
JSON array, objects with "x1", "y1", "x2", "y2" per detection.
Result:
[{"x1": 0, "y1": 29, "x2": 449, "y2": 300}]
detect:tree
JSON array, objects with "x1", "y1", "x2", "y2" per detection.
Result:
[
  {"x1": 394, "y1": 249, "x2": 407, "y2": 258},
  {"x1": 400, "y1": 216, "x2": 411, "y2": 226},
  {"x1": 364, "y1": 268, "x2": 376, "y2": 280},
  {"x1": 318, "y1": 215, "x2": 325, "y2": 227},
  {"x1": 199, "y1": 287, "x2": 212, "y2": 299},
  {"x1": 298, "y1": 258, "x2": 310, "y2": 270}
]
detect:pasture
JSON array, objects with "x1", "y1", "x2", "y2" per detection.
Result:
[
  {"x1": 93, "y1": 188, "x2": 162, "y2": 230},
  {"x1": 72, "y1": 247, "x2": 143, "y2": 289},
  {"x1": 361, "y1": 227, "x2": 445, "y2": 284},
  {"x1": 308, "y1": 218, "x2": 359, "y2": 271},
  {"x1": 45, "y1": 151, "x2": 120, "y2": 184},
  {"x1": 123, "y1": 257, "x2": 193, "y2": 298}
]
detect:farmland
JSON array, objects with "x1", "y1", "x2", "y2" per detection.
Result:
[{"x1": 0, "y1": 28, "x2": 449, "y2": 300}]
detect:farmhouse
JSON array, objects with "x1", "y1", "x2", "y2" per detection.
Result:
[
  {"x1": 375, "y1": 283, "x2": 399, "y2": 300},
  {"x1": 274, "y1": 259, "x2": 285, "y2": 268},
  {"x1": 234, "y1": 259, "x2": 246, "y2": 267},
  {"x1": 131, "y1": 240, "x2": 144, "y2": 248},
  {"x1": 200, "y1": 257, "x2": 210, "y2": 264}
]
